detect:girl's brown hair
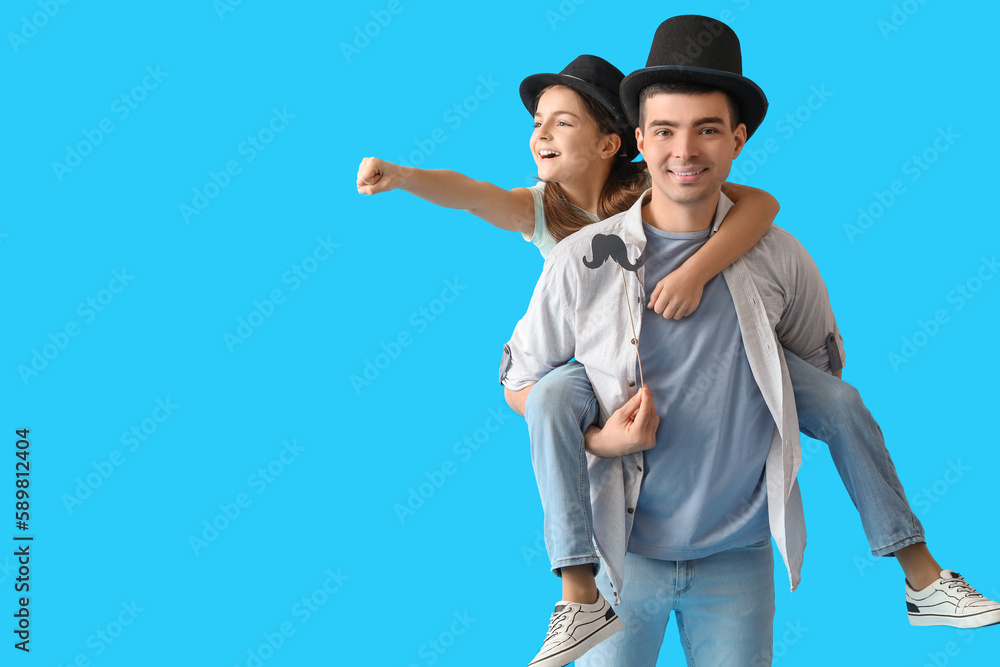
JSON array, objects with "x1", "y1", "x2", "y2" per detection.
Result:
[{"x1": 538, "y1": 86, "x2": 648, "y2": 243}]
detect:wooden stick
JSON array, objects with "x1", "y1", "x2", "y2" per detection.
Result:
[{"x1": 620, "y1": 265, "x2": 644, "y2": 388}]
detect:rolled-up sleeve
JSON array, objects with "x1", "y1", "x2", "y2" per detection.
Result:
[
  {"x1": 774, "y1": 233, "x2": 846, "y2": 374},
  {"x1": 500, "y1": 256, "x2": 576, "y2": 390}
]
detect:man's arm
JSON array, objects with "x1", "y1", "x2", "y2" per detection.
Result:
[
  {"x1": 583, "y1": 387, "x2": 659, "y2": 457},
  {"x1": 770, "y1": 230, "x2": 846, "y2": 372}
]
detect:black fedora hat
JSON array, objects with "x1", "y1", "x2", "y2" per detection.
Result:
[
  {"x1": 620, "y1": 15, "x2": 768, "y2": 139},
  {"x1": 520, "y1": 54, "x2": 640, "y2": 160}
]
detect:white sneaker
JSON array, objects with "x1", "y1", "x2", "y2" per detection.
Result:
[
  {"x1": 528, "y1": 593, "x2": 622, "y2": 667},
  {"x1": 906, "y1": 570, "x2": 1000, "y2": 628}
]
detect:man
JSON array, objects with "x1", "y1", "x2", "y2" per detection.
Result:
[{"x1": 502, "y1": 15, "x2": 841, "y2": 665}]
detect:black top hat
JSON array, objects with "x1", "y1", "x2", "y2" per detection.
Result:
[
  {"x1": 620, "y1": 15, "x2": 768, "y2": 138},
  {"x1": 520, "y1": 55, "x2": 640, "y2": 160}
]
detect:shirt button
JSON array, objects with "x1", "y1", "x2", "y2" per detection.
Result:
[
  {"x1": 637, "y1": 296, "x2": 641, "y2": 303},
  {"x1": 627, "y1": 507, "x2": 635, "y2": 514},
  {"x1": 637, "y1": 466, "x2": 642, "y2": 472},
  {"x1": 628, "y1": 381, "x2": 636, "y2": 387},
  {"x1": 630, "y1": 338, "x2": 636, "y2": 345}
]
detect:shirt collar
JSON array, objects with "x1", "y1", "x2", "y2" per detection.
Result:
[{"x1": 621, "y1": 189, "x2": 736, "y2": 262}]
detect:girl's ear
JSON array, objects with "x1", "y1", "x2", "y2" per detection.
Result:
[{"x1": 601, "y1": 133, "x2": 622, "y2": 160}]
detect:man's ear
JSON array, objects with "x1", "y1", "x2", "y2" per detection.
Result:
[
  {"x1": 731, "y1": 123, "x2": 747, "y2": 159},
  {"x1": 635, "y1": 126, "x2": 645, "y2": 159},
  {"x1": 601, "y1": 133, "x2": 622, "y2": 159}
]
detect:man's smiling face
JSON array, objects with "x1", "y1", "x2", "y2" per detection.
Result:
[{"x1": 637, "y1": 90, "x2": 746, "y2": 207}]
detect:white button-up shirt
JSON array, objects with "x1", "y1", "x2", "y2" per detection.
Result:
[{"x1": 501, "y1": 191, "x2": 845, "y2": 601}]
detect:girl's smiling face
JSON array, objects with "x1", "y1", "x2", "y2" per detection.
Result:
[{"x1": 530, "y1": 86, "x2": 611, "y2": 185}]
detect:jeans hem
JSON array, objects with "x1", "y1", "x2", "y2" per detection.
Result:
[
  {"x1": 871, "y1": 534, "x2": 925, "y2": 558},
  {"x1": 551, "y1": 555, "x2": 601, "y2": 577}
]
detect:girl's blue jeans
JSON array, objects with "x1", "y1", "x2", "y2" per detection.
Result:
[{"x1": 523, "y1": 352, "x2": 925, "y2": 577}]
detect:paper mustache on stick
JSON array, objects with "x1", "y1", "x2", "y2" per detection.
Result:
[
  {"x1": 582, "y1": 234, "x2": 645, "y2": 271},
  {"x1": 582, "y1": 234, "x2": 646, "y2": 387}
]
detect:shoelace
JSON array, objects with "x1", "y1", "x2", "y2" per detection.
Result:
[
  {"x1": 946, "y1": 574, "x2": 984, "y2": 599},
  {"x1": 543, "y1": 609, "x2": 570, "y2": 641}
]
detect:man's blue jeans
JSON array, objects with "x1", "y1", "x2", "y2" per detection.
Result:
[
  {"x1": 523, "y1": 353, "x2": 925, "y2": 577},
  {"x1": 578, "y1": 541, "x2": 775, "y2": 666}
]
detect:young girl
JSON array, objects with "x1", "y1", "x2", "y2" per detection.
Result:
[{"x1": 358, "y1": 55, "x2": 997, "y2": 667}]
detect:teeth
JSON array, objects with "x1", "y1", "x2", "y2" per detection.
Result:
[
  {"x1": 539, "y1": 150, "x2": 560, "y2": 157},
  {"x1": 673, "y1": 170, "x2": 702, "y2": 176}
]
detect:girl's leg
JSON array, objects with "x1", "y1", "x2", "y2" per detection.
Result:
[
  {"x1": 525, "y1": 362, "x2": 623, "y2": 666},
  {"x1": 784, "y1": 350, "x2": 924, "y2": 560},
  {"x1": 786, "y1": 351, "x2": 1000, "y2": 627},
  {"x1": 524, "y1": 360, "x2": 601, "y2": 599}
]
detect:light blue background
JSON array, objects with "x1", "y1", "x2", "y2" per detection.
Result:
[{"x1": 4, "y1": 1, "x2": 999, "y2": 665}]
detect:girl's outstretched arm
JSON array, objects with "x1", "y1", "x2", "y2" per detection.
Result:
[
  {"x1": 357, "y1": 157, "x2": 535, "y2": 235},
  {"x1": 646, "y1": 182, "x2": 778, "y2": 319}
]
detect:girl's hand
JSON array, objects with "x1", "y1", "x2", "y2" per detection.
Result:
[
  {"x1": 357, "y1": 157, "x2": 406, "y2": 195},
  {"x1": 647, "y1": 268, "x2": 706, "y2": 320}
]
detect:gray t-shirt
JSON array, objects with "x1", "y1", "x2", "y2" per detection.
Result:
[{"x1": 627, "y1": 223, "x2": 774, "y2": 561}]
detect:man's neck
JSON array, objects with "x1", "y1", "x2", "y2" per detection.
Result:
[{"x1": 641, "y1": 188, "x2": 721, "y2": 233}]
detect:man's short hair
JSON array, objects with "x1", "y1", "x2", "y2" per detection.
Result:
[{"x1": 638, "y1": 82, "x2": 742, "y2": 131}]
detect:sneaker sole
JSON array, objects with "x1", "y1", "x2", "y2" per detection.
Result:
[
  {"x1": 909, "y1": 608, "x2": 1000, "y2": 629},
  {"x1": 528, "y1": 615, "x2": 624, "y2": 667}
]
